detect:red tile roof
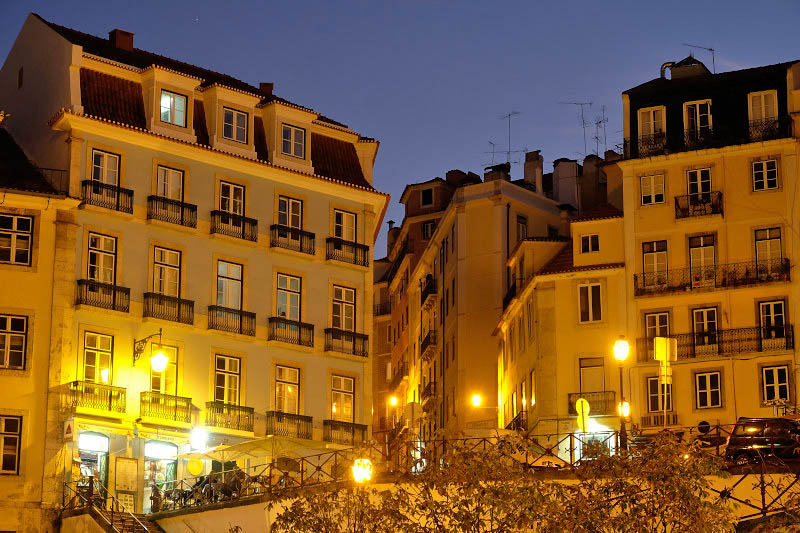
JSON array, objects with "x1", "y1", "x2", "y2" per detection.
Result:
[
  {"x1": 537, "y1": 241, "x2": 624, "y2": 276},
  {"x1": 0, "y1": 129, "x2": 63, "y2": 194},
  {"x1": 80, "y1": 68, "x2": 146, "y2": 128},
  {"x1": 311, "y1": 133, "x2": 370, "y2": 189},
  {"x1": 572, "y1": 204, "x2": 623, "y2": 222}
]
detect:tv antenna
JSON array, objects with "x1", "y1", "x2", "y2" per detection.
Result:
[
  {"x1": 498, "y1": 111, "x2": 521, "y2": 163},
  {"x1": 488, "y1": 141, "x2": 497, "y2": 165},
  {"x1": 593, "y1": 105, "x2": 608, "y2": 155},
  {"x1": 682, "y1": 43, "x2": 716, "y2": 73},
  {"x1": 559, "y1": 101, "x2": 592, "y2": 156}
]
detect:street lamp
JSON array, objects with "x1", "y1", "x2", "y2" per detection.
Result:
[
  {"x1": 133, "y1": 328, "x2": 169, "y2": 372},
  {"x1": 471, "y1": 394, "x2": 482, "y2": 407},
  {"x1": 389, "y1": 396, "x2": 398, "y2": 406},
  {"x1": 352, "y1": 458, "x2": 373, "y2": 483},
  {"x1": 613, "y1": 336, "x2": 630, "y2": 451}
]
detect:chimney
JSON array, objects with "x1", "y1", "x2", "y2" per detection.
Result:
[
  {"x1": 259, "y1": 82, "x2": 274, "y2": 96},
  {"x1": 387, "y1": 224, "x2": 401, "y2": 257},
  {"x1": 108, "y1": 29, "x2": 134, "y2": 52},
  {"x1": 604, "y1": 149, "x2": 621, "y2": 162},
  {"x1": 483, "y1": 162, "x2": 510, "y2": 182},
  {"x1": 524, "y1": 150, "x2": 543, "y2": 192},
  {"x1": 445, "y1": 169, "x2": 468, "y2": 185}
]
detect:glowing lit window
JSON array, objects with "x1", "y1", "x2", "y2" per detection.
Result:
[
  {"x1": 160, "y1": 90, "x2": 187, "y2": 127},
  {"x1": 275, "y1": 365, "x2": 299, "y2": 414}
]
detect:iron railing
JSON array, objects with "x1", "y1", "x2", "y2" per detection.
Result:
[
  {"x1": 505, "y1": 411, "x2": 528, "y2": 431},
  {"x1": 62, "y1": 476, "x2": 151, "y2": 532},
  {"x1": 324, "y1": 328, "x2": 368, "y2": 357},
  {"x1": 210, "y1": 210, "x2": 258, "y2": 242},
  {"x1": 147, "y1": 195, "x2": 197, "y2": 228},
  {"x1": 268, "y1": 317, "x2": 314, "y2": 347},
  {"x1": 205, "y1": 401, "x2": 254, "y2": 432},
  {"x1": 81, "y1": 180, "x2": 134, "y2": 213},
  {"x1": 76, "y1": 279, "x2": 130, "y2": 312},
  {"x1": 640, "y1": 413, "x2": 679, "y2": 427},
  {"x1": 326, "y1": 237, "x2": 370, "y2": 267},
  {"x1": 140, "y1": 391, "x2": 192, "y2": 423},
  {"x1": 374, "y1": 301, "x2": 392, "y2": 316},
  {"x1": 633, "y1": 258, "x2": 790, "y2": 296},
  {"x1": 265, "y1": 411, "x2": 313, "y2": 439},
  {"x1": 390, "y1": 360, "x2": 408, "y2": 390},
  {"x1": 323, "y1": 419, "x2": 367, "y2": 445},
  {"x1": 269, "y1": 224, "x2": 315, "y2": 255},
  {"x1": 421, "y1": 381, "x2": 437, "y2": 411},
  {"x1": 208, "y1": 305, "x2": 256, "y2": 336},
  {"x1": 420, "y1": 276, "x2": 437, "y2": 308},
  {"x1": 749, "y1": 117, "x2": 789, "y2": 141},
  {"x1": 68, "y1": 380, "x2": 126, "y2": 413},
  {"x1": 143, "y1": 292, "x2": 194, "y2": 324},
  {"x1": 420, "y1": 330, "x2": 437, "y2": 361},
  {"x1": 568, "y1": 391, "x2": 616, "y2": 416},
  {"x1": 636, "y1": 325, "x2": 794, "y2": 362},
  {"x1": 674, "y1": 191, "x2": 723, "y2": 218}
]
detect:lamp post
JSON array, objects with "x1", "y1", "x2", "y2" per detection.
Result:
[
  {"x1": 613, "y1": 336, "x2": 630, "y2": 451},
  {"x1": 133, "y1": 328, "x2": 169, "y2": 372}
]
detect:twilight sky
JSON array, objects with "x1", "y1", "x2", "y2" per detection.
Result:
[{"x1": 2, "y1": 0, "x2": 800, "y2": 256}]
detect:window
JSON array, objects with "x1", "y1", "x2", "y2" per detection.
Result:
[
  {"x1": 645, "y1": 312, "x2": 669, "y2": 340},
  {"x1": 696, "y1": 371, "x2": 721, "y2": 409},
  {"x1": 156, "y1": 166, "x2": 184, "y2": 200},
  {"x1": 222, "y1": 107, "x2": 248, "y2": 143},
  {"x1": 84, "y1": 332, "x2": 112, "y2": 384},
  {"x1": 684, "y1": 100, "x2": 712, "y2": 135},
  {"x1": 421, "y1": 188, "x2": 433, "y2": 207},
  {"x1": 640, "y1": 175, "x2": 665, "y2": 205},
  {"x1": 0, "y1": 416, "x2": 21, "y2": 474},
  {"x1": 763, "y1": 365, "x2": 789, "y2": 403},
  {"x1": 580, "y1": 358, "x2": 604, "y2": 393},
  {"x1": 153, "y1": 247, "x2": 180, "y2": 297},
  {"x1": 642, "y1": 240, "x2": 667, "y2": 286},
  {"x1": 749, "y1": 91, "x2": 777, "y2": 122},
  {"x1": 647, "y1": 376, "x2": 672, "y2": 412},
  {"x1": 91, "y1": 150, "x2": 119, "y2": 186},
  {"x1": 0, "y1": 215, "x2": 32, "y2": 265},
  {"x1": 755, "y1": 227, "x2": 782, "y2": 275},
  {"x1": 220, "y1": 182, "x2": 244, "y2": 215},
  {"x1": 422, "y1": 221, "x2": 435, "y2": 240},
  {"x1": 693, "y1": 308, "x2": 717, "y2": 347},
  {"x1": 281, "y1": 124, "x2": 305, "y2": 158},
  {"x1": 689, "y1": 235, "x2": 715, "y2": 287},
  {"x1": 216, "y1": 261, "x2": 242, "y2": 310},
  {"x1": 753, "y1": 160, "x2": 778, "y2": 191},
  {"x1": 386, "y1": 325, "x2": 392, "y2": 343},
  {"x1": 331, "y1": 375, "x2": 354, "y2": 422},
  {"x1": 214, "y1": 354, "x2": 240, "y2": 404},
  {"x1": 275, "y1": 365, "x2": 299, "y2": 414},
  {"x1": 150, "y1": 345, "x2": 177, "y2": 395},
  {"x1": 88, "y1": 233, "x2": 116, "y2": 284},
  {"x1": 0, "y1": 315, "x2": 26, "y2": 370},
  {"x1": 687, "y1": 168, "x2": 711, "y2": 197},
  {"x1": 160, "y1": 90, "x2": 187, "y2": 127},
  {"x1": 516, "y1": 216, "x2": 528, "y2": 242},
  {"x1": 580, "y1": 235, "x2": 599, "y2": 253},
  {"x1": 760, "y1": 300, "x2": 785, "y2": 340},
  {"x1": 334, "y1": 210, "x2": 356, "y2": 241},
  {"x1": 332, "y1": 285, "x2": 355, "y2": 331},
  {"x1": 277, "y1": 274, "x2": 301, "y2": 321},
  {"x1": 578, "y1": 283, "x2": 601, "y2": 323},
  {"x1": 638, "y1": 107, "x2": 665, "y2": 137}
]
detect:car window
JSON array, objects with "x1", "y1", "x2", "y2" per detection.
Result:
[{"x1": 733, "y1": 422, "x2": 764, "y2": 436}]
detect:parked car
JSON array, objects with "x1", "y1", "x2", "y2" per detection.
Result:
[{"x1": 724, "y1": 417, "x2": 800, "y2": 465}]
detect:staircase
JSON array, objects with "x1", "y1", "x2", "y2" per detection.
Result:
[
  {"x1": 62, "y1": 477, "x2": 164, "y2": 533},
  {"x1": 107, "y1": 511, "x2": 164, "y2": 533}
]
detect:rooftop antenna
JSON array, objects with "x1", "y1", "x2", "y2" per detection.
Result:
[
  {"x1": 592, "y1": 105, "x2": 609, "y2": 155},
  {"x1": 488, "y1": 141, "x2": 497, "y2": 165},
  {"x1": 682, "y1": 43, "x2": 716, "y2": 73},
  {"x1": 559, "y1": 101, "x2": 592, "y2": 156},
  {"x1": 498, "y1": 111, "x2": 521, "y2": 163}
]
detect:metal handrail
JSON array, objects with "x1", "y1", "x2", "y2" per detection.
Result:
[{"x1": 63, "y1": 476, "x2": 150, "y2": 532}]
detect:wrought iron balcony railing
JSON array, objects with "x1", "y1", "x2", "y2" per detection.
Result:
[
  {"x1": 373, "y1": 301, "x2": 392, "y2": 316},
  {"x1": 265, "y1": 411, "x2": 313, "y2": 439},
  {"x1": 568, "y1": 391, "x2": 616, "y2": 416},
  {"x1": 76, "y1": 280, "x2": 130, "y2": 312},
  {"x1": 633, "y1": 258, "x2": 790, "y2": 296},
  {"x1": 640, "y1": 413, "x2": 679, "y2": 428},
  {"x1": 268, "y1": 317, "x2": 314, "y2": 347},
  {"x1": 674, "y1": 191, "x2": 723, "y2": 219},
  {"x1": 140, "y1": 391, "x2": 192, "y2": 423},
  {"x1": 505, "y1": 411, "x2": 528, "y2": 431},
  {"x1": 324, "y1": 328, "x2": 369, "y2": 357},
  {"x1": 269, "y1": 224, "x2": 315, "y2": 255},
  {"x1": 323, "y1": 419, "x2": 367, "y2": 445},
  {"x1": 208, "y1": 305, "x2": 256, "y2": 336},
  {"x1": 420, "y1": 276, "x2": 437, "y2": 309},
  {"x1": 326, "y1": 237, "x2": 370, "y2": 267},
  {"x1": 420, "y1": 330, "x2": 437, "y2": 361},
  {"x1": 390, "y1": 360, "x2": 408, "y2": 390},
  {"x1": 68, "y1": 380, "x2": 126, "y2": 413},
  {"x1": 81, "y1": 180, "x2": 134, "y2": 213},
  {"x1": 205, "y1": 401, "x2": 254, "y2": 432},
  {"x1": 143, "y1": 292, "x2": 194, "y2": 325},
  {"x1": 421, "y1": 381, "x2": 437, "y2": 410},
  {"x1": 147, "y1": 195, "x2": 198, "y2": 228},
  {"x1": 210, "y1": 210, "x2": 258, "y2": 242},
  {"x1": 636, "y1": 325, "x2": 794, "y2": 362}
]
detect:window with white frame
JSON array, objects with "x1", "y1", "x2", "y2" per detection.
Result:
[
  {"x1": 421, "y1": 188, "x2": 433, "y2": 207},
  {"x1": 334, "y1": 210, "x2": 356, "y2": 241},
  {"x1": 693, "y1": 307, "x2": 718, "y2": 347},
  {"x1": 0, "y1": 315, "x2": 26, "y2": 370},
  {"x1": 760, "y1": 300, "x2": 786, "y2": 340},
  {"x1": 0, "y1": 416, "x2": 21, "y2": 474},
  {"x1": 87, "y1": 233, "x2": 116, "y2": 284},
  {"x1": 578, "y1": 283, "x2": 602, "y2": 323},
  {"x1": 222, "y1": 107, "x2": 248, "y2": 143},
  {"x1": 755, "y1": 228, "x2": 782, "y2": 275},
  {"x1": 638, "y1": 107, "x2": 665, "y2": 137},
  {"x1": 580, "y1": 234, "x2": 599, "y2": 253},
  {"x1": 762, "y1": 365, "x2": 789, "y2": 403},
  {"x1": 753, "y1": 160, "x2": 778, "y2": 191},
  {"x1": 156, "y1": 166, "x2": 184, "y2": 201},
  {"x1": 275, "y1": 365, "x2": 299, "y2": 414},
  {"x1": 516, "y1": 215, "x2": 528, "y2": 242},
  {"x1": 647, "y1": 376, "x2": 672, "y2": 412},
  {"x1": 687, "y1": 168, "x2": 711, "y2": 197},
  {"x1": 216, "y1": 261, "x2": 242, "y2": 310},
  {"x1": 332, "y1": 285, "x2": 355, "y2": 331},
  {"x1": 695, "y1": 371, "x2": 721, "y2": 409},
  {"x1": 689, "y1": 235, "x2": 715, "y2": 287},
  {"x1": 84, "y1": 332, "x2": 112, "y2": 384},
  {"x1": 153, "y1": 247, "x2": 180, "y2": 297},
  {"x1": 277, "y1": 274, "x2": 301, "y2": 321},
  {"x1": 91, "y1": 150, "x2": 119, "y2": 185},
  {"x1": 642, "y1": 240, "x2": 667, "y2": 286},
  {"x1": 640, "y1": 175, "x2": 664, "y2": 205},
  {"x1": 281, "y1": 124, "x2": 305, "y2": 158},
  {"x1": 749, "y1": 91, "x2": 777, "y2": 122},
  {"x1": 331, "y1": 375, "x2": 354, "y2": 422},
  {"x1": 219, "y1": 182, "x2": 244, "y2": 216},
  {"x1": 645, "y1": 312, "x2": 669, "y2": 340},
  {"x1": 684, "y1": 100, "x2": 712, "y2": 135},
  {"x1": 214, "y1": 354, "x2": 241, "y2": 405},
  {"x1": 150, "y1": 344, "x2": 177, "y2": 395},
  {"x1": 160, "y1": 90, "x2": 187, "y2": 127},
  {"x1": 422, "y1": 221, "x2": 435, "y2": 240},
  {"x1": 0, "y1": 214, "x2": 32, "y2": 265}
]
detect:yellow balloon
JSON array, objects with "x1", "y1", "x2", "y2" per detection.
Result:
[{"x1": 186, "y1": 458, "x2": 204, "y2": 476}]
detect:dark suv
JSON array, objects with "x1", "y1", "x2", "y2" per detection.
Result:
[{"x1": 724, "y1": 417, "x2": 800, "y2": 465}]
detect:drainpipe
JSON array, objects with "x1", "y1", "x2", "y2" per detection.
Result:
[{"x1": 506, "y1": 203, "x2": 510, "y2": 287}]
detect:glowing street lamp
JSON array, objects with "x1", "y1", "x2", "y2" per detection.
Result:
[
  {"x1": 133, "y1": 328, "x2": 170, "y2": 372},
  {"x1": 613, "y1": 336, "x2": 630, "y2": 451},
  {"x1": 389, "y1": 396, "x2": 398, "y2": 406},
  {"x1": 471, "y1": 394, "x2": 482, "y2": 407},
  {"x1": 352, "y1": 458, "x2": 373, "y2": 483}
]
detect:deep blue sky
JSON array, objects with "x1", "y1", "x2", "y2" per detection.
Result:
[{"x1": 3, "y1": 1, "x2": 800, "y2": 256}]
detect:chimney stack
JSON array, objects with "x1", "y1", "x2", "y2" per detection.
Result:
[
  {"x1": 523, "y1": 150, "x2": 543, "y2": 192},
  {"x1": 259, "y1": 82, "x2": 274, "y2": 96},
  {"x1": 483, "y1": 162, "x2": 511, "y2": 182},
  {"x1": 108, "y1": 29, "x2": 134, "y2": 52},
  {"x1": 387, "y1": 223, "x2": 400, "y2": 257}
]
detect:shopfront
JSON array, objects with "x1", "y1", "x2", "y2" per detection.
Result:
[
  {"x1": 143, "y1": 440, "x2": 178, "y2": 513},
  {"x1": 77, "y1": 432, "x2": 109, "y2": 487}
]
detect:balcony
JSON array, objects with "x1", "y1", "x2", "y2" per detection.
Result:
[
  {"x1": 140, "y1": 391, "x2": 192, "y2": 424},
  {"x1": 420, "y1": 276, "x2": 437, "y2": 310},
  {"x1": 143, "y1": 293, "x2": 194, "y2": 325},
  {"x1": 205, "y1": 401, "x2": 254, "y2": 432},
  {"x1": 633, "y1": 259, "x2": 790, "y2": 296},
  {"x1": 749, "y1": 117, "x2": 790, "y2": 142},
  {"x1": 390, "y1": 360, "x2": 408, "y2": 391},
  {"x1": 270, "y1": 224, "x2": 315, "y2": 255},
  {"x1": 210, "y1": 210, "x2": 258, "y2": 242},
  {"x1": 636, "y1": 325, "x2": 794, "y2": 362},
  {"x1": 373, "y1": 301, "x2": 391, "y2": 316},
  {"x1": 505, "y1": 411, "x2": 528, "y2": 431},
  {"x1": 502, "y1": 280, "x2": 519, "y2": 310},
  {"x1": 326, "y1": 237, "x2": 369, "y2": 267},
  {"x1": 324, "y1": 328, "x2": 368, "y2": 357},
  {"x1": 265, "y1": 411, "x2": 313, "y2": 439},
  {"x1": 640, "y1": 413, "x2": 679, "y2": 428},
  {"x1": 208, "y1": 306, "x2": 256, "y2": 336},
  {"x1": 81, "y1": 180, "x2": 133, "y2": 214},
  {"x1": 76, "y1": 280, "x2": 130, "y2": 312},
  {"x1": 674, "y1": 191, "x2": 723, "y2": 219},
  {"x1": 268, "y1": 317, "x2": 314, "y2": 347},
  {"x1": 147, "y1": 196, "x2": 198, "y2": 228},
  {"x1": 386, "y1": 238, "x2": 409, "y2": 283},
  {"x1": 420, "y1": 330, "x2": 437, "y2": 361},
  {"x1": 68, "y1": 381, "x2": 126, "y2": 413},
  {"x1": 567, "y1": 391, "x2": 616, "y2": 416},
  {"x1": 323, "y1": 419, "x2": 367, "y2": 445},
  {"x1": 421, "y1": 381, "x2": 437, "y2": 412}
]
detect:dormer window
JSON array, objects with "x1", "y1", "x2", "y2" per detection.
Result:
[
  {"x1": 282, "y1": 124, "x2": 305, "y2": 159},
  {"x1": 684, "y1": 100, "x2": 712, "y2": 137},
  {"x1": 421, "y1": 188, "x2": 433, "y2": 207},
  {"x1": 223, "y1": 107, "x2": 248, "y2": 143},
  {"x1": 160, "y1": 90, "x2": 187, "y2": 127}
]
